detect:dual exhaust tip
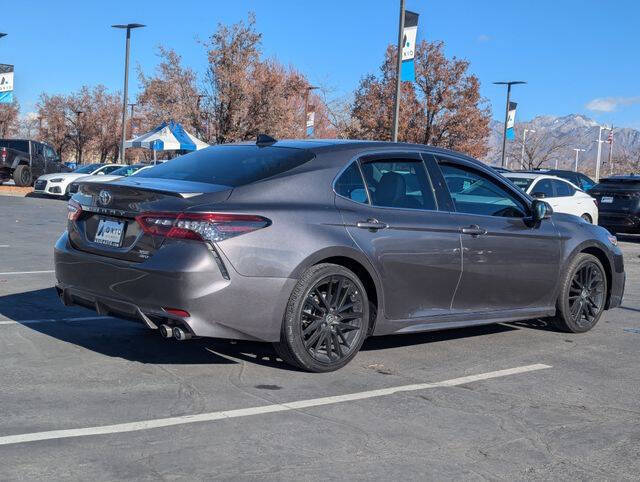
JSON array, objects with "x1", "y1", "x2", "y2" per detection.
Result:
[{"x1": 159, "y1": 324, "x2": 192, "y2": 341}]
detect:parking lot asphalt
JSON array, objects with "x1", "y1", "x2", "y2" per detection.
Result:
[{"x1": 1, "y1": 195, "x2": 639, "y2": 480}]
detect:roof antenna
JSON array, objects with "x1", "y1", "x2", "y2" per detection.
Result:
[{"x1": 256, "y1": 134, "x2": 277, "y2": 147}]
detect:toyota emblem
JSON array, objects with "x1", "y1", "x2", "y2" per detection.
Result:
[{"x1": 98, "y1": 190, "x2": 112, "y2": 206}]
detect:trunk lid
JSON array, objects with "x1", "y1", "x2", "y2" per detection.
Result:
[{"x1": 69, "y1": 178, "x2": 232, "y2": 262}]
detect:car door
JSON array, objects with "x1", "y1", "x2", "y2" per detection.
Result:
[
  {"x1": 549, "y1": 179, "x2": 582, "y2": 217},
  {"x1": 43, "y1": 145, "x2": 60, "y2": 174},
  {"x1": 30, "y1": 142, "x2": 46, "y2": 179},
  {"x1": 334, "y1": 152, "x2": 461, "y2": 321},
  {"x1": 434, "y1": 156, "x2": 561, "y2": 313}
]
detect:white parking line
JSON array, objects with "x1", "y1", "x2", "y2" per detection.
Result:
[
  {"x1": 0, "y1": 270, "x2": 54, "y2": 275},
  {"x1": 0, "y1": 245, "x2": 10, "y2": 248},
  {"x1": 0, "y1": 316, "x2": 111, "y2": 326},
  {"x1": 0, "y1": 364, "x2": 551, "y2": 447}
]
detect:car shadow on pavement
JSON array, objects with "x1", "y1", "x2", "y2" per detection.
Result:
[
  {"x1": 0, "y1": 287, "x2": 299, "y2": 370},
  {"x1": 1, "y1": 287, "x2": 547, "y2": 371},
  {"x1": 361, "y1": 323, "x2": 517, "y2": 351},
  {"x1": 24, "y1": 192, "x2": 67, "y2": 201}
]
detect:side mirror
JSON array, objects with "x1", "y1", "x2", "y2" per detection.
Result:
[
  {"x1": 531, "y1": 199, "x2": 553, "y2": 222},
  {"x1": 532, "y1": 192, "x2": 546, "y2": 199}
]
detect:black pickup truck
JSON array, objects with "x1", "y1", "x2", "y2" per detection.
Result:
[{"x1": 0, "y1": 139, "x2": 69, "y2": 187}]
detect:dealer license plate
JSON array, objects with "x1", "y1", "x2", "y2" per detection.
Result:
[{"x1": 94, "y1": 219, "x2": 126, "y2": 247}]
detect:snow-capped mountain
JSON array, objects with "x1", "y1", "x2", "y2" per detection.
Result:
[{"x1": 486, "y1": 114, "x2": 640, "y2": 172}]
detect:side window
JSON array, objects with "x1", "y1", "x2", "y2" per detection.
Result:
[
  {"x1": 579, "y1": 175, "x2": 595, "y2": 191},
  {"x1": 531, "y1": 179, "x2": 554, "y2": 198},
  {"x1": 335, "y1": 162, "x2": 368, "y2": 204},
  {"x1": 554, "y1": 180, "x2": 575, "y2": 197},
  {"x1": 438, "y1": 163, "x2": 527, "y2": 218},
  {"x1": 44, "y1": 146, "x2": 56, "y2": 160},
  {"x1": 101, "y1": 165, "x2": 123, "y2": 175},
  {"x1": 360, "y1": 160, "x2": 436, "y2": 210}
]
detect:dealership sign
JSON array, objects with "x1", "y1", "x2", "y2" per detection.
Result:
[
  {"x1": 0, "y1": 64, "x2": 14, "y2": 103},
  {"x1": 400, "y1": 11, "x2": 419, "y2": 82}
]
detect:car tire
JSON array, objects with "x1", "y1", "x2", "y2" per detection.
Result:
[
  {"x1": 273, "y1": 263, "x2": 370, "y2": 372},
  {"x1": 549, "y1": 253, "x2": 607, "y2": 333},
  {"x1": 581, "y1": 214, "x2": 592, "y2": 223},
  {"x1": 13, "y1": 165, "x2": 32, "y2": 187}
]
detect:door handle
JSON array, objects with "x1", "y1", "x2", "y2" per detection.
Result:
[
  {"x1": 461, "y1": 224, "x2": 487, "y2": 236},
  {"x1": 356, "y1": 218, "x2": 388, "y2": 230}
]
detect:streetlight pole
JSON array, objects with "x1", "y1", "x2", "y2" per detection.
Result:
[
  {"x1": 520, "y1": 128, "x2": 535, "y2": 168},
  {"x1": 303, "y1": 86, "x2": 319, "y2": 138},
  {"x1": 595, "y1": 125, "x2": 612, "y2": 182},
  {"x1": 573, "y1": 148, "x2": 585, "y2": 172},
  {"x1": 112, "y1": 23, "x2": 145, "y2": 164},
  {"x1": 128, "y1": 102, "x2": 136, "y2": 137},
  {"x1": 73, "y1": 109, "x2": 84, "y2": 164},
  {"x1": 494, "y1": 81, "x2": 526, "y2": 167},
  {"x1": 391, "y1": 0, "x2": 405, "y2": 142}
]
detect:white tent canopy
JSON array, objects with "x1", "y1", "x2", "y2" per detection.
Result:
[{"x1": 125, "y1": 121, "x2": 209, "y2": 152}]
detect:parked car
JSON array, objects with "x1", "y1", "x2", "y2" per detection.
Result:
[
  {"x1": 34, "y1": 163, "x2": 124, "y2": 197},
  {"x1": 504, "y1": 172, "x2": 599, "y2": 224},
  {"x1": 55, "y1": 139, "x2": 625, "y2": 372},
  {"x1": 0, "y1": 139, "x2": 69, "y2": 186},
  {"x1": 520, "y1": 169, "x2": 596, "y2": 192},
  {"x1": 67, "y1": 164, "x2": 154, "y2": 195},
  {"x1": 589, "y1": 174, "x2": 640, "y2": 234}
]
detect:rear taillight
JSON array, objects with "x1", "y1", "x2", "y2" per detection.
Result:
[
  {"x1": 68, "y1": 199, "x2": 82, "y2": 222},
  {"x1": 136, "y1": 212, "x2": 271, "y2": 243},
  {"x1": 1, "y1": 147, "x2": 6, "y2": 162}
]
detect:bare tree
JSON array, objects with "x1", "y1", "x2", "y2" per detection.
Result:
[
  {"x1": 517, "y1": 132, "x2": 571, "y2": 169},
  {"x1": 348, "y1": 41, "x2": 490, "y2": 158},
  {"x1": 0, "y1": 99, "x2": 20, "y2": 137}
]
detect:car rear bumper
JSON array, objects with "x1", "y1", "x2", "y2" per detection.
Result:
[
  {"x1": 599, "y1": 212, "x2": 640, "y2": 233},
  {"x1": 54, "y1": 231, "x2": 296, "y2": 342}
]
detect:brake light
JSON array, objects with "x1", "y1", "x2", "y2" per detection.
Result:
[
  {"x1": 1, "y1": 147, "x2": 6, "y2": 162},
  {"x1": 67, "y1": 199, "x2": 82, "y2": 222},
  {"x1": 136, "y1": 212, "x2": 271, "y2": 243}
]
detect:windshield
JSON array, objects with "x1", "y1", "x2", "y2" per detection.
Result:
[
  {"x1": 506, "y1": 176, "x2": 535, "y2": 192},
  {"x1": 109, "y1": 164, "x2": 146, "y2": 177},
  {"x1": 74, "y1": 163, "x2": 103, "y2": 174}
]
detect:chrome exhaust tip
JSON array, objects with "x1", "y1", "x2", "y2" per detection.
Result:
[
  {"x1": 159, "y1": 324, "x2": 173, "y2": 339},
  {"x1": 172, "y1": 326, "x2": 192, "y2": 341}
]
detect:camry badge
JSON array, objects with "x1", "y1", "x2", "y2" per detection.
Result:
[{"x1": 98, "y1": 190, "x2": 113, "y2": 206}]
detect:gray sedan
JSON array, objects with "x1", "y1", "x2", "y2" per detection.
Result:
[{"x1": 54, "y1": 139, "x2": 625, "y2": 372}]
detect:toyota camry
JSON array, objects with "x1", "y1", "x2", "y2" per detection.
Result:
[{"x1": 54, "y1": 138, "x2": 625, "y2": 372}]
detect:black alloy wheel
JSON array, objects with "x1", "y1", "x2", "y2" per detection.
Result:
[
  {"x1": 551, "y1": 253, "x2": 607, "y2": 333},
  {"x1": 568, "y1": 261, "x2": 606, "y2": 328},
  {"x1": 274, "y1": 263, "x2": 370, "y2": 372},
  {"x1": 300, "y1": 275, "x2": 364, "y2": 363}
]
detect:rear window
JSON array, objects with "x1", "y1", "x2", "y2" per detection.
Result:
[
  {"x1": 506, "y1": 176, "x2": 535, "y2": 191},
  {"x1": 135, "y1": 145, "x2": 314, "y2": 187},
  {"x1": 74, "y1": 163, "x2": 103, "y2": 174},
  {"x1": 0, "y1": 140, "x2": 29, "y2": 152}
]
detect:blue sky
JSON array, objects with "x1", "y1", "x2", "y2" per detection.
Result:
[{"x1": 2, "y1": 0, "x2": 639, "y2": 127}]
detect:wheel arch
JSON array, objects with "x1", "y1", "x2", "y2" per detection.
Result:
[
  {"x1": 580, "y1": 245, "x2": 613, "y2": 309},
  {"x1": 290, "y1": 246, "x2": 383, "y2": 335}
]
